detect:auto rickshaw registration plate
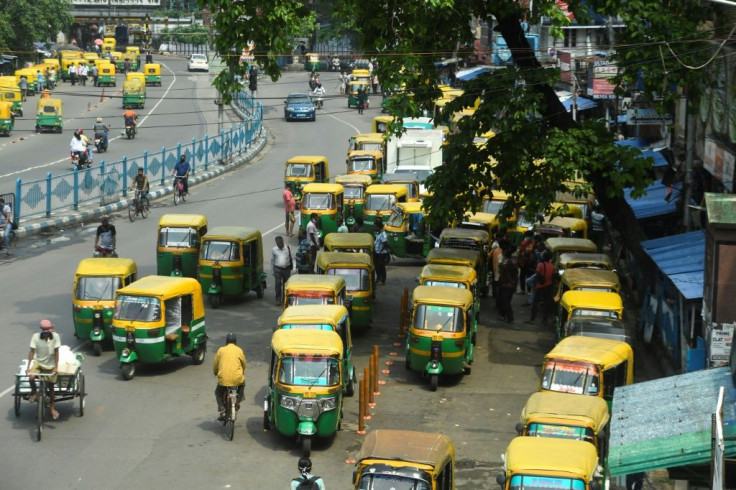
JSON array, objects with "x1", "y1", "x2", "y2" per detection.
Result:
[{"x1": 303, "y1": 392, "x2": 317, "y2": 399}]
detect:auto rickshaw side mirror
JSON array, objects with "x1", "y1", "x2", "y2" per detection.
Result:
[
  {"x1": 514, "y1": 422, "x2": 524, "y2": 435},
  {"x1": 496, "y1": 473, "x2": 506, "y2": 488}
]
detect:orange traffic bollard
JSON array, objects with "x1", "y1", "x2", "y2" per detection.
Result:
[
  {"x1": 368, "y1": 358, "x2": 376, "y2": 406},
  {"x1": 357, "y1": 379, "x2": 366, "y2": 433},
  {"x1": 364, "y1": 366, "x2": 374, "y2": 413},
  {"x1": 373, "y1": 345, "x2": 380, "y2": 395}
]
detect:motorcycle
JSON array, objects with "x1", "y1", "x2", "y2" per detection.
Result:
[
  {"x1": 125, "y1": 124, "x2": 135, "y2": 140},
  {"x1": 331, "y1": 57, "x2": 340, "y2": 72},
  {"x1": 71, "y1": 150, "x2": 90, "y2": 169},
  {"x1": 94, "y1": 133, "x2": 108, "y2": 152},
  {"x1": 312, "y1": 93, "x2": 324, "y2": 109},
  {"x1": 308, "y1": 74, "x2": 319, "y2": 91},
  {"x1": 93, "y1": 245, "x2": 118, "y2": 258}
]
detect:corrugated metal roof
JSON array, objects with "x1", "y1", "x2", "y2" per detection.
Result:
[
  {"x1": 640, "y1": 230, "x2": 704, "y2": 300},
  {"x1": 624, "y1": 182, "x2": 680, "y2": 219},
  {"x1": 705, "y1": 192, "x2": 736, "y2": 227},
  {"x1": 609, "y1": 367, "x2": 736, "y2": 476}
]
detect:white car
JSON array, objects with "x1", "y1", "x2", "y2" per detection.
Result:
[{"x1": 187, "y1": 53, "x2": 209, "y2": 72}]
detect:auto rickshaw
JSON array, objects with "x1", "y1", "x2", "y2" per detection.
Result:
[
  {"x1": 459, "y1": 211, "x2": 496, "y2": 234},
  {"x1": 35, "y1": 98, "x2": 62, "y2": 133},
  {"x1": 284, "y1": 274, "x2": 350, "y2": 310},
  {"x1": 59, "y1": 58, "x2": 78, "y2": 82},
  {"x1": 544, "y1": 237, "x2": 597, "y2": 267},
  {"x1": 406, "y1": 286, "x2": 476, "y2": 391},
  {"x1": 125, "y1": 71, "x2": 145, "y2": 86},
  {"x1": 102, "y1": 37, "x2": 116, "y2": 53},
  {"x1": 304, "y1": 53, "x2": 320, "y2": 71},
  {"x1": 73, "y1": 258, "x2": 138, "y2": 356},
  {"x1": 324, "y1": 232, "x2": 374, "y2": 265},
  {"x1": 144, "y1": 63, "x2": 162, "y2": 86},
  {"x1": 364, "y1": 184, "x2": 408, "y2": 233},
  {"x1": 277, "y1": 304, "x2": 356, "y2": 395},
  {"x1": 299, "y1": 183, "x2": 344, "y2": 236},
  {"x1": 42, "y1": 58, "x2": 61, "y2": 81},
  {"x1": 156, "y1": 214, "x2": 208, "y2": 278},
  {"x1": 122, "y1": 51, "x2": 139, "y2": 71},
  {"x1": 264, "y1": 329, "x2": 345, "y2": 456},
  {"x1": 557, "y1": 252, "x2": 613, "y2": 276},
  {"x1": 346, "y1": 150, "x2": 384, "y2": 183},
  {"x1": 516, "y1": 391, "x2": 610, "y2": 462},
  {"x1": 351, "y1": 68, "x2": 372, "y2": 84},
  {"x1": 382, "y1": 172, "x2": 420, "y2": 202},
  {"x1": 316, "y1": 251, "x2": 374, "y2": 329},
  {"x1": 348, "y1": 80, "x2": 370, "y2": 108},
  {"x1": 438, "y1": 227, "x2": 491, "y2": 297},
  {"x1": 348, "y1": 133, "x2": 385, "y2": 156},
  {"x1": 83, "y1": 52, "x2": 99, "y2": 66},
  {"x1": 335, "y1": 174, "x2": 372, "y2": 227},
  {"x1": 555, "y1": 290, "x2": 624, "y2": 342},
  {"x1": 98, "y1": 63, "x2": 116, "y2": 87},
  {"x1": 197, "y1": 226, "x2": 266, "y2": 308},
  {"x1": 426, "y1": 247, "x2": 485, "y2": 295},
  {"x1": 122, "y1": 80, "x2": 145, "y2": 109},
  {"x1": 285, "y1": 155, "x2": 329, "y2": 208},
  {"x1": 496, "y1": 437, "x2": 601, "y2": 490},
  {"x1": 353, "y1": 429, "x2": 456, "y2": 490},
  {"x1": 539, "y1": 335, "x2": 634, "y2": 410},
  {"x1": 556, "y1": 182, "x2": 596, "y2": 223},
  {"x1": 0, "y1": 86, "x2": 22, "y2": 117},
  {"x1": 385, "y1": 202, "x2": 434, "y2": 258},
  {"x1": 554, "y1": 268, "x2": 621, "y2": 303},
  {"x1": 15, "y1": 68, "x2": 37, "y2": 96},
  {"x1": 534, "y1": 215, "x2": 588, "y2": 240},
  {"x1": 372, "y1": 115, "x2": 394, "y2": 134},
  {"x1": 419, "y1": 264, "x2": 479, "y2": 322},
  {"x1": 0, "y1": 101, "x2": 15, "y2": 136},
  {"x1": 113, "y1": 275, "x2": 207, "y2": 380},
  {"x1": 111, "y1": 51, "x2": 125, "y2": 70}
]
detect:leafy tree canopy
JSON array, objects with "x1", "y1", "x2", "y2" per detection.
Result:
[{"x1": 0, "y1": 0, "x2": 73, "y2": 58}]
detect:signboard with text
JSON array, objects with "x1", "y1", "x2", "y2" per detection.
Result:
[
  {"x1": 558, "y1": 51, "x2": 571, "y2": 84},
  {"x1": 587, "y1": 62, "x2": 616, "y2": 100}
]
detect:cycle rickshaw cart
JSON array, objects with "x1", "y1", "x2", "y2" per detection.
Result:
[{"x1": 13, "y1": 351, "x2": 86, "y2": 441}]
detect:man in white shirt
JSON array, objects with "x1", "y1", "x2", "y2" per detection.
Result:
[
  {"x1": 271, "y1": 236, "x2": 292, "y2": 306},
  {"x1": 0, "y1": 197, "x2": 12, "y2": 254}
]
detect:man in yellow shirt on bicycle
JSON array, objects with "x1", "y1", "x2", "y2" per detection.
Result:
[{"x1": 212, "y1": 333, "x2": 246, "y2": 421}]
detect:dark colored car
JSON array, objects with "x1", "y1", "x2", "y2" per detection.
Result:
[{"x1": 284, "y1": 92, "x2": 315, "y2": 122}]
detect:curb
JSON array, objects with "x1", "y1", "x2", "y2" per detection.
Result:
[{"x1": 14, "y1": 131, "x2": 267, "y2": 238}]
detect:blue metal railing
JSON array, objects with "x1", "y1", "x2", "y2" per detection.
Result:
[{"x1": 13, "y1": 91, "x2": 263, "y2": 223}]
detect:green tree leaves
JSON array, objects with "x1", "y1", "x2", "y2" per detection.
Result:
[{"x1": 0, "y1": 0, "x2": 73, "y2": 60}]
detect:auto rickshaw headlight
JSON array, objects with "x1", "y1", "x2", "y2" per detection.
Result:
[
  {"x1": 318, "y1": 396, "x2": 337, "y2": 411},
  {"x1": 121, "y1": 348, "x2": 131, "y2": 358},
  {"x1": 94, "y1": 312, "x2": 102, "y2": 319},
  {"x1": 279, "y1": 394, "x2": 297, "y2": 410}
]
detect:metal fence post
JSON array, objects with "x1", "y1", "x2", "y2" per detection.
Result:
[
  {"x1": 160, "y1": 147, "x2": 166, "y2": 186},
  {"x1": 176, "y1": 142, "x2": 182, "y2": 164},
  {"x1": 220, "y1": 130, "x2": 225, "y2": 162},
  {"x1": 15, "y1": 178, "x2": 21, "y2": 224},
  {"x1": 73, "y1": 167, "x2": 79, "y2": 211},
  {"x1": 191, "y1": 138, "x2": 196, "y2": 174},
  {"x1": 122, "y1": 157, "x2": 128, "y2": 198},
  {"x1": 45, "y1": 172, "x2": 52, "y2": 218},
  {"x1": 204, "y1": 135, "x2": 209, "y2": 171},
  {"x1": 98, "y1": 160, "x2": 105, "y2": 206},
  {"x1": 143, "y1": 150, "x2": 148, "y2": 175}
]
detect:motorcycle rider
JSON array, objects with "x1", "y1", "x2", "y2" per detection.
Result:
[
  {"x1": 79, "y1": 129, "x2": 93, "y2": 163},
  {"x1": 123, "y1": 108, "x2": 138, "y2": 134},
  {"x1": 93, "y1": 117, "x2": 109, "y2": 151},
  {"x1": 70, "y1": 130, "x2": 88, "y2": 167},
  {"x1": 312, "y1": 83, "x2": 326, "y2": 108},
  {"x1": 172, "y1": 154, "x2": 190, "y2": 195},
  {"x1": 94, "y1": 215, "x2": 116, "y2": 256}
]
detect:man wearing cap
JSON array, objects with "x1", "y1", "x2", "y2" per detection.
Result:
[{"x1": 26, "y1": 319, "x2": 61, "y2": 420}]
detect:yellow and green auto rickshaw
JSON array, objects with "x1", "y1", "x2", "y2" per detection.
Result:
[
  {"x1": 197, "y1": 226, "x2": 266, "y2": 308},
  {"x1": 556, "y1": 182, "x2": 596, "y2": 223},
  {"x1": 284, "y1": 274, "x2": 350, "y2": 311},
  {"x1": 372, "y1": 115, "x2": 394, "y2": 134},
  {"x1": 385, "y1": 201, "x2": 434, "y2": 258},
  {"x1": 304, "y1": 53, "x2": 320, "y2": 71},
  {"x1": 540, "y1": 335, "x2": 634, "y2": 410},
  {"x1": 73, "y1": 258, "x2": 138, "y2": 356},
  {"x1": 0, "y1": 101, "x2": 15, "y2": 136},
  {"x1": 335, "y1": 174, "x2": 372, "y2": 227},
  {"x1": 121, "y1": 51, "x2": 139, "y2": 71},
  {"x1": 557, "y1": 252, "x2": 613, "y2": 277},
  {"x1": 555, "y1": 290, "x2": 624, "y2": 342},
  {"x1": 264, "y1": 329, "x2": 345, "y2": 456},
  {"x1": 83, "y1": 52, "x2": 100, "y2": 67},
  {"x1": 277, "y1": 304, "x2": 356, "y2": 395},
  {"x1": 517, "y1": 391, "x2": 610, "y2": 462},
  {"x1": 544, "y1": 237, "x2": 597, "y2": 268},
  {"x1": 122, "y1": 79, "x2": 145, "y2": 109},
  {"x1": 353, "y1": 429, "x2": 456, "y2": 490},
  {"x1": 156, "y1": 214, "x2": 209, "y2": 278},
  {"x1": 113, "y1": 275, "x2": 207, "y2": 380},
  {"x1": 346, "y1": 150, "x2": 385, "y2": 183},
  {"x1": 439, "y1": 227, "x2": 491, "y2": 297},
  {"x1": 351, "y1": 68, "x2": 372, "y2": 84},
  {"x1": 316, "y1": 251, "x2": 374, "y2": 329},
  {"x1": 285, "y1": 155, "x2": 330, "y2": 208},
  {"x1": 35, "y1": 98, "x2": 62, "y2": 133},
  {"x1": 15, "y1": 68, "x2": 37, "y2": 96},
  {"x1": 348, "y1": 80, "x2": 370, "y2": 109},
  {"x1": 98, "y1": 63, "x2": 116, "y2": 87},
  {"x1": 426, "y1": 247, "x2": 484, "y2": 295},
  {"x1": 126, "y1": 71, "x2": 146, "y2": 86},
  {"x1": 459, "y1": 211, "x2": 495, "y2": 235},
  {"x1": 299, "y1": 183, "x2": 344, "y2": 236},
  {"x1": 555, "y1": 268, "x2": 621, "y2": 301},
  {"x1": 533, "y1": 215, "x2": 588, "y2": 241},
  {"x1": 406, "y1": 285, "x2": 477, "y2": 391},
  {"x1": 348, "y1": 133, "x2": 385, "y2": 153},
  {"x1": 323, "y1": 232, "x2": 375, "y2": 271},
  {"x1": 364, "y1": 184, "x2": 408, "y2": 233},
  {"x1": 382, "y1": 172, "x2": 421, "y2": 202},
  {"x1": 419, "y1": 264, "x2": 479, "y2": 322},
  {"x1": 0, "y1": 86, "x2": 23, "y2": 117},
  {"x1": 144, "y1": 63, "x2": 162, "y2": 86},
  {"x1": 111, "y1": 51, "x2": 125, "y2": 70},
  {"x1": 496, "y1": 437, "x2": 601, "y2": 490},
  {"x1": 102, "y1": 37, "x2": 116, "y2": 53}
]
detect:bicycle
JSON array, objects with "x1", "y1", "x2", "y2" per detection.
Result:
[
  {"x1": 128, "y1": 188, "x2": 150, "y2": 222},
  {"x1": 173, "y1": 176, "x2": 187, "y2": 206},
  {"x1": 221, "y1": 386, "x2": 240, "y2": 441}
]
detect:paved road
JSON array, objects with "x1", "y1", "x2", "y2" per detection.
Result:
[{"x1": 0, "y1": 66, "x2": 657, "y2": 489}]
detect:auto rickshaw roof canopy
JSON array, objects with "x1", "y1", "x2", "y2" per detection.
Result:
[
  {"x1": 505, "y1": 437, "x2": 598, "y2": 481},
  {"x1": 395, "y1": 201, "x2": 425, "y2": 214},
  {"x1": 316, "y1": 251, "x2": 373, "y2": 270},
  {"x1": 545, "y1": 237, "x2": 597, "y2": 254},
  {"x1": 278, "y1": 304, "x2": 350, "y2": 327},
  {"x1": 358, "y1": 429, "x2": 454, "y2": 469},
  {"x1": 353, "y1": 133, "x2": 384, "y2": 143},
  {"x1": 285, "y1": 274, "x2": 346, "y2": 293},
  {"x1": 75, "y1": 257, "x2": 137, "y2": 276},
  {"x1": 560, "y1": 268, "x2": 621, "y2": 291},
  {"x1": 286, "y1": 155, "x2": 328, "y2": 165},
  {"x1": 203, "y1": 226, "x2": 261, "y2": 244},
  {"x1": 36, "y1": 98, "x2": 62, "y2": 113},
  {"x1": 365, "y1": 184, "x2": 407, "y2": 196},
  {"x1": 302, "y1": 183, "x2": 343, "y2": 194},
  {"x1": 520, "y1": 391, "x2": 610, "y2": 432},
  {"x1": 542, "y1": 215, "x2": 587, "y2": 229},
  {"x1": 545, "y1": 335, "x2": 633, "y2": 369},
  {"x1": 440, "y1": 227, "x2": 490, "y2": 243},
  {"x1": 348, "y1": 149, "x2": 383, "y2": 160},
  {"x1": 560, "y1": 290, "x2": 623, "y2": 316},
  {"x1": 335, "y1": 174, "x2": 372, "y2": 186},
  {"x1": 116, "y1": 275, "x2": 202, "y2": 299},
  {"x1": 466, "y1": 211, "x2": 496, "y2": 226},
  {"x1": 420, "y1": 264, "x2": 477, "y2": 284},
  {"x1": 412, "y1": 285, "x2": 474, "y2": 309},
  {"x1": 144, "y1": 63, "x2": 161, "y2": 73},
  {"x1": 271, "y1": 328, "x2": 343, "y2": 357},
  {"x1": 426, "y1": 247, "x2": 481, "y2": 267},
  {"x1": 324, "y1": 232, "x2": 374, "y2": 250},
  {"x1": 558, "y1": 252, "x2": 612, "y2": 269},
  {"x1": 158, "y1": 213, "x2": 208, "y2": 229}
]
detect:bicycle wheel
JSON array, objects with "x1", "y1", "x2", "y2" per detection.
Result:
[
  {"x1": 36, "y1": 382, "x2": 45, "y2": 442},
  {"x1": 226, "y1": 396, "x2": 235, "y2": 441},
  {"x1": 128, "y1": 199, "x2": 137, "y2": 222},
  {"x1": 141, "y1": 197, "x2": 150, "y2": 218},
  {"x1": 174, "y1": 188, "x2": 180, "y2": 206}
]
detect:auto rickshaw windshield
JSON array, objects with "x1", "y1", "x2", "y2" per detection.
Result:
[
  {"x1": 114, "y1": 295, "x2": 161, "y2": 322},
  {"x1": 365, "y1": 194, "x2": 396, "y2": 212},
  {"x1": 343, "y1": 186, "x2": 363, "y2": 200},
  {"x1": 526, "y1": 422, "x2": 595, "y2": 442},
  {"x1": 386, "y1": 207, "x2": 405, "y2": 227},
  {"x1": 509, "y1": 474, "x2": 586, "y2": 490},
  {"x1": 326, "y1": 268, "x2": 370, "y2": 291},
  {"x1": 286, "y1": 163, "x2": 313, "y2": 177},
  {"x1": 303, "y1": 192, "x2": 334, "y2": 210},
  {"x1": 413, "y1": 304, "x2": 464, "y2": 332},
  {"x1": 278, "y1": 356, "x2": 340, "y2": 386},
  {"x1": 540, "y1": 361, "x2": 600, "y2": 396},
  {"x1": 358, "y1": 472, "x2": 431, "y2": 490},
  {"x1": 201, "y1": 240, "x2": 240, "y2": 261},
  {"x1": 359, "y1": 142, "x2": 382, "y2": 152},
  {"x1": 348, "y1": 157, "x2": 376, "y2": 172},
  {"x1": 482, "y1": 199, "x2": 505, "y2": 215},
  {"x1": 424, "y1": 280, "x2": 467, "y2": 289},
  {"x1": 159, "y1": 227, "x2": 198, "y2": 247},
  {"x1": 571, "y1": 308, "x2": 619, "y2": 319},
  {"x1": 76, "y1": 276, "x2": 122, "y2": 300},
  {"x1": 288, "y1": 294, "x2": 335, "y2": 306}
]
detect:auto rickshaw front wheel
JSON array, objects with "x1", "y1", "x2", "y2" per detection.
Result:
[
  {"x1": 263, "y1": 411, "x2": 271, "y2": 431},
  {"x1": 256, "y1": 283, "x2": 264, "y2": 298},
  {"x1": 209, "y1": 294, "x2": 221, "y2": 309},
  {"x1": 92, "y1": 342, "x2": 102, "y2": 357},
  {"x1": 121, "y1": 363, "x2": 136, "y2": 380},
  {"x1": 429, "y1": 374, "x2": 439, "y2": 391},
  {"x1": 192, "y1": 343, "x2": 206, "y2": 365},
  {"x1": 301, "y1": 435, "x2": 311, "y2": 457}
]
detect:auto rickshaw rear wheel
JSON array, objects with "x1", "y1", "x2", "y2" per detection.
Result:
[
  {"x1": 92, "y1": 342, "x2": 102, "y2": 357},
  {"x1": 346, "y1": 371, "x2": 356, "y2": 397},
  {"x1": 263, "y1": 411, "x2": 271, "y2": 431},
  {"x1": 192, "y1": 343, "x2": 206, "y2": 365},
  {"x1": 429, "y1": 374, "x2": 439, "y2": 392},
  {"x1": 121, "y1": 363, "x2": 136, "y2": 380}
]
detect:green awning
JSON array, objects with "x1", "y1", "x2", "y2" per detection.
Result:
[{"x1": 609, "y1": 366, "x2": 736, "y2": 476}]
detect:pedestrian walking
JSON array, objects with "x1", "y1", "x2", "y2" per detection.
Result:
[
  {"x1": 372, "y1": 73, "x2": 379, "y2": 94},
  {"x1": 498, "y1": 244, "x2": 518, "y2": 322},
  {"x1": 357, "y1": 87, "x2": 366, "y2": 114},
  {"x1": 90, "y1": 64, "x2": 98, "y2": 87},
  {"x1": 528, "y1": 250, "x2": 555, "y2": 326},
  {"x1": 18, "y1": 75, "x2": 27, "y2": 101},
  {"x1": 271, "y1": 236, "x2": 292, "y2": 306},
  {"x1": 518, "y1": 231, "x2": 535, "y2": 293},
  {"x1": 283, "y1": 184, "x2": 296, "y2": 237},
  {"x1": 124, "y1": 58, "x2": 131, "y2": 74},
  {"x1": 306, "y1": 213, "x2": 320, "y2": 267},
  {"x1": 338, "y1": 71, "x2": 347, "y2": 95},
  {"x1": 295, "y1": 228, "x2": 312, "y2": 274},
  {"x1": 69, "y1": 63, "x2": 76, "y2": 86},
  {"x1": 374, "y1": 221, "x2": 390, "y2": 284}
]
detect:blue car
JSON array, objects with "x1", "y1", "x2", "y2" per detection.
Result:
[{"x1": 284, "y1": 92, "x2": 316, "y2": 122}]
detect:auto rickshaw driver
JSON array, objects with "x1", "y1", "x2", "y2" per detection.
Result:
[{"x1": 123, "y1": 108, "x2": 138, "y2": 134}]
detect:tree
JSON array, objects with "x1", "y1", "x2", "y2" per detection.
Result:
[{"x1": 0, "y1": 0, "x2": 73, "y2": 59}]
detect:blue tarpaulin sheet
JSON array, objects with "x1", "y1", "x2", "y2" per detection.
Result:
[
  {"x1": 641, "y1": 230, "x2": 704, "y2": 300},
  {"x1": 624, "y1": 181, "x2": 680, "y2": 219},
  {"x1": 455, "y1": 66, "x2": 489, "y2": 81},
  {"x1": 561, "y1": 96, "x2": 597, "y2": 112},
  {"x1": 616, "y1": 139, "x2": 669, "y2": 167}
]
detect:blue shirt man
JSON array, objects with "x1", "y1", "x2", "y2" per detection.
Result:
[{"x1": 172, "y1": 155, "x2": 190, "y2": 194}]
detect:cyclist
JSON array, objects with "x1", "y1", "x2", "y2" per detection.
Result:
[
  {"x1": 130, "y1": 167, "x2": 149, "y2": 196},
  {"x1": 123, "y1": 108, "x2": 138, "y2": 134},
  {"x1": 172, "y1": 154, "x2": 190, "y2": 196},
  {"x1": 291, "y1": 457, "x2": 326, "y2": 489},
  {"x1": 212, "y1": 333, "x2": 246, "y2": 421},
  {"x1": 94, "y1": 215, "x2": 116, "y2": 256},
  {"x1": 26, "y1": 319, "x2": 62, "y2": 420}
]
